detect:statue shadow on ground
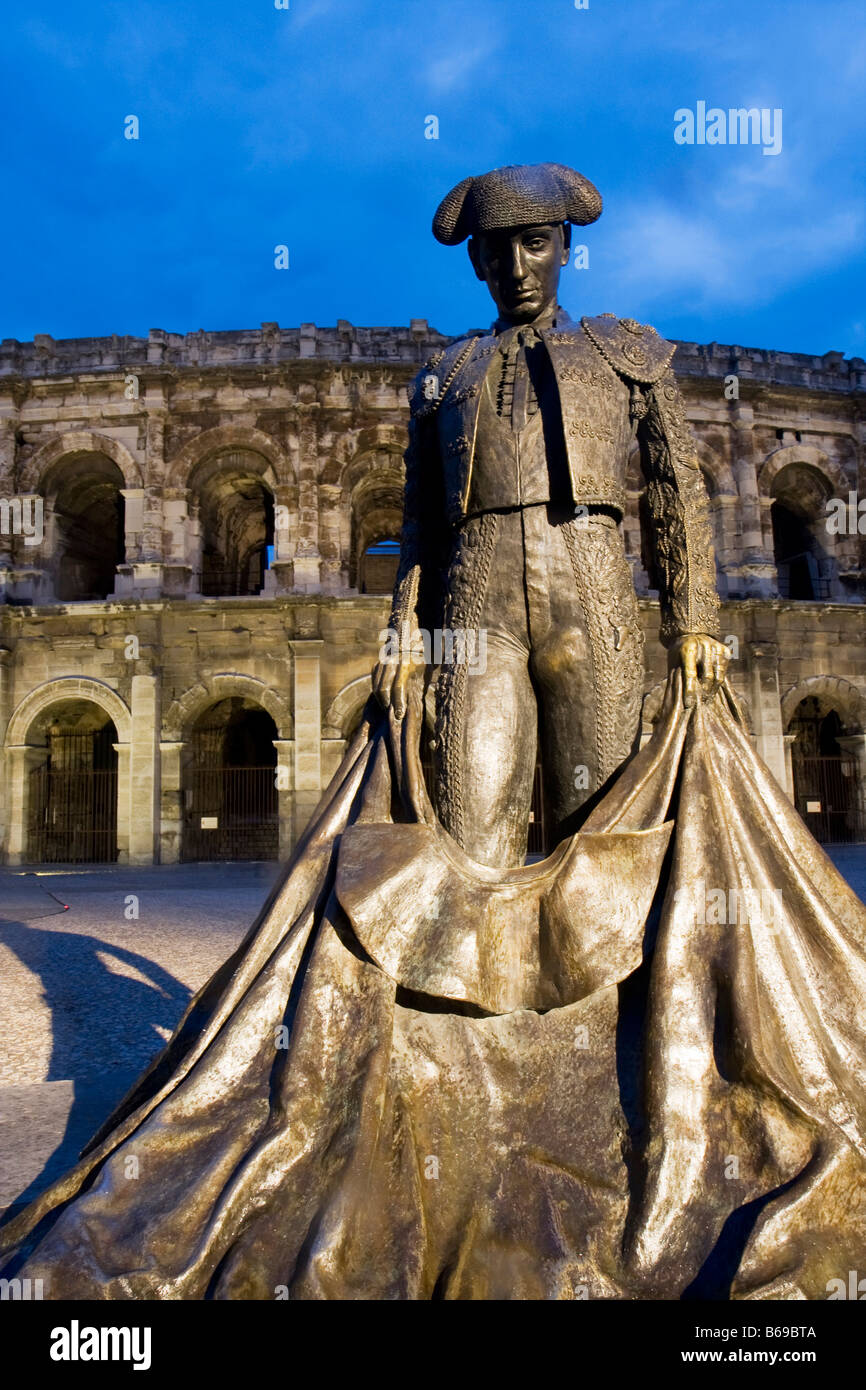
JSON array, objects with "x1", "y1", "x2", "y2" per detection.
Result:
[{"x1": 0, "y1": 916, "x2": 191, "y2": 1219}]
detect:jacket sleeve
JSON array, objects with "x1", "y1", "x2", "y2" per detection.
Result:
[{"x1": 635, "y1": 368, "x2": 721, "y2": 647}]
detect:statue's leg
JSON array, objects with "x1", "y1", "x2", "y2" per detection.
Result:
[
  {"x1": 434, "y1": 509, "x2": 537, "y2": 869},
  {"x1": 528, "y1": 506, "x2": 645, "y2": 843}
]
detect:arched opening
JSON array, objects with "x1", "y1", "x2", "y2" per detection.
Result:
[
  {"x1": 787, "y1": 695, "x2": 858, "y2": 842},
  {"x1": 359, "y1": 536, "x2": 400, "y2": 594},
  {"x1": 348, "y1": 463, "x2": 404, "y2": 594},
  {"x1": 196, "y1": 452, "x2": 275, "y2": 597},
  {"x1": 26, "y1": 700, "x2": 118, "y2": 862},
  {"x1": 771, "y1": 464, "x2": 834, "y2": 600},
  {"x1": 182, "y1": 697, "x2": 278, "y2": 860},
  {"x1": 49, "y1": 454, "x2": 125, "y2": 600}
]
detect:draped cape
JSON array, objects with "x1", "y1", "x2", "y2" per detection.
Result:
[{"x1": 2, "y1": 672, "x2": 866, "y2": 1300}]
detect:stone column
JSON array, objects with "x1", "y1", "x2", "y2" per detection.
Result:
[
  {"x1": 746, "y1": 641, "x2": 788, "y2": 791},
  {"x1": 293, "y1": 408, "x2": 322, "y2": 592},
  {"x1": 273, "y1": 738, "x2": 295, "y2": 858},
  {"x1": 0, "y1": 420, "x2": 15, "y2": 584},
  {"x1": 158, "y1": 740, "x2": 184, "y2": 864},
  {"x1": 837, "y1": 734, "x2": 866, "y2": 834},
  {"x1": 160, "y1": 488, "x2": 195, "y2": 597},
  {"x1": 318, "y1": 483, "x2": 345, "y2": 593},
  {"x1": 266, "y1": 483, "x2": 298, "y2": 594},
  {"x1": 289, "y1": 639, "x2": 323, "y2": 842},
  {"x1": 114, "y1": 742, "x2": 131, "y2": 864},
  {"x1": 780, "y1": 732, "x2": 796, "y2": 802},
  {"x1": 4, "y1": 744, "x2": 44, "y2": 864},
  {"x1": 127, "y1": 674, "x2": 159, "y2": 864},
  {"x1": 731, "y1": 401, "x2": 775, "y2": 596}
]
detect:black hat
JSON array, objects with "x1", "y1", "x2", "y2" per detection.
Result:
[{"x1": 432, "y1": 162, "x2": 602, "y2": 245}]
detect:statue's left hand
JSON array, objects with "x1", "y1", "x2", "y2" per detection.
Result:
[{"x1": 668, "y1": 633, "x2": 730, "y2": 709}]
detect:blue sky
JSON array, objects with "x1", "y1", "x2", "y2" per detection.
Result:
[{"x1": 1, "y1": 0, "x2": 864, "y2": 355}]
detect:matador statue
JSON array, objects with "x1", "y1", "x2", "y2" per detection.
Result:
[
  {"x1": 4, "y1": 163, "x2": 866, "y2": 1304},
  {"x1": 374, "y1": 161, "x2": 730, "y2": 867}
]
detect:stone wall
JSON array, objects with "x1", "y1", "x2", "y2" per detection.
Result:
[{"x1": 1, "y1": 320, "x2": 864, "y2": 863}]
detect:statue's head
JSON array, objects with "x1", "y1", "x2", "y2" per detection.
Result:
[{"x1": 432, "y1": 163, "x2": 602, "y2": 327}]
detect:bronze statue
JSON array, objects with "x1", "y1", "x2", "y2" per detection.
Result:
[
  {"x1": 2, "y1": 166, "x2": 866, "y2": 1303},
  {"x1": 374, "y1": 163, "x2": 729, "y2": 867}
]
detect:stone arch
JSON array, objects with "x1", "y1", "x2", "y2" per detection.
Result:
[
  {"x1": 322, "y1": 675, "x2": 436, "y2": 740},
  {"x1": 166, "y1": 426, "x2": 291, "y2": 491},
  {"x1": 6, "y1": 677, "x2": 132, "y2": 747},
  {"x1": 347, "y1": 458, "x2": 404, "y2": 591},
  {"x1": 758, "y1": 444, "x2": 849, "y2": 500},
  {"x1": 781, "y1": 676, "x2": 866, "y2": 735},
  {"x1": 163, "y1": 673, "x2": 293, "y2": 742},
  {"x1": 19, "y1": 431, "x2": 142, "y2": 494},
  {"x1": 320, "y1": 424, "x2": 406, "y2": 488},
  {"x1": 693, "y1": 440, "x2": 737, "y2": 499},
  {"x1": 322, "y1": 676, "x2": 374, "y2": 738}
]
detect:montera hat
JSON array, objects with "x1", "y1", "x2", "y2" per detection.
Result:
[{"x1": 432, "y1": 162, "x2": 602, "y2": 245}]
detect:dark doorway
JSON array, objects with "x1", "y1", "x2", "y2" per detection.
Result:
[
  {"x1": 789, "y1": 697, "x2": 863, "y2": 843},
  {"x1": 53, "y1": 456, "x2": 125, "y2": 600},
  {"x1": 182, "y1": 699, "x2": 279, "y2": 861},
  {"x1": 197, "y1": 455, "x2": 275, "y2": 597},
  {"x1": 28, "y1": 718, "x2": 118, "y2": 863},
  {"x1": 359, "y1": 537, "x2": 401, "y2": 594},
  {"x1": 771, "y1": 502, "x2": 820, "y2": 600}
]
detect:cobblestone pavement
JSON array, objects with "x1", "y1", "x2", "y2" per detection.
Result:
[
  {"x1": 1, "y1": 849, "x2": 865, "y2": 1218},
  {"x1": 0, "y1": 861, "x2": 280, "y2": 1214}
]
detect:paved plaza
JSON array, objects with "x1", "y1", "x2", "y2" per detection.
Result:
[
  {"x1": 1, "y1": 848, "x2": 864, "y2": 1220},
  {"x1": 0, "y1": 861, "x2": 280, "y2": 1217}
]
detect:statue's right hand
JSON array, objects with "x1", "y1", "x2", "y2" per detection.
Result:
[{"x1": 372, "y1": 656, "x2": 415, "y2": 720}]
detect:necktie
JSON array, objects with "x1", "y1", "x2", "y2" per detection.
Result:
[{"x1": 496, "y1": 326, "x2": 541, "y2": 430}]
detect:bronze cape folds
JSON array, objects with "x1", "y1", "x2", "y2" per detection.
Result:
[{"x1": 2, "y1": 671, "x2": 866, "y2": 1300}]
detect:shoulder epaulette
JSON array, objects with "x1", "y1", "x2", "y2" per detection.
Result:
[
  {"x1": 407, "y1": 334, "x2": 481, "y2": 417},
  {"x1": 581, "y1": 313, "x2": 676, "y2": 385}
]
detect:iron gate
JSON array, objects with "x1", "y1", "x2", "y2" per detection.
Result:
[
  {"x1": 794, "y1": 755, "x2": 866, "y2": 844},
  {"x1": 28, "y1": 763, "x2": 118, "y2": 863},
  {"x1": 182, "y1": 765, "x2": 278, "y2": 861}
]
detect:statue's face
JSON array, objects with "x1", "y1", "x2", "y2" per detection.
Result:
[{"x1": 468, "y1": 223, "x2": 570, "y2": 325}]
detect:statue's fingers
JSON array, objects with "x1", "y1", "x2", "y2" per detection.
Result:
[
  {"x1": 392, "y1": 666, "x2": 409, "y2": 720},
  {"x1": 682, "y1": 641, "x2": 699, "y2": 707}
]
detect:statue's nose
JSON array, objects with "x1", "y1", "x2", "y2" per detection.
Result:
[{"x1": 507, "y1": 241, "x2": 528, "y2": 281}]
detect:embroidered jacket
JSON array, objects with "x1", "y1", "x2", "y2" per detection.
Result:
[{"x1": 390, "y1": 309, "x2": 720, "y2": 648}]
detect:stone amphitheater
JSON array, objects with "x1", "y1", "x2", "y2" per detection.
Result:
[{"x1": 0, "y1": 320, "x2": 864, "y2": 865}]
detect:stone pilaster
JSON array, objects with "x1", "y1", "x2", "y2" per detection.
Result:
[
  {"x1": 127, "y1": 674, "x2": 159, "y2": 864},
  {"x1": 746, "y1": 641, "x2": 788, "y2": 791},
  {"x1": 5, "y1": 744, "x2": 45, "y2": 863},
  {"x1": 289, "y1": 638, "x2": 323, "y2": 841},
  {"x1": 837, "y1": 734, "x2": 866, "y2": 833},
  {"x1": 158, "y1": 740, "x2": 184, "y2": 864},
  {"x1": 273, "y1": 738, "x2": 295, "y2": 858},
  {"x1": 730, "y1": 401, "x2": 775, "y2": 596}
]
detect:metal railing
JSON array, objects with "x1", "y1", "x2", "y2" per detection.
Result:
[{"x1": 182, "y1": 765, "x2": 279, "y2": 861}]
